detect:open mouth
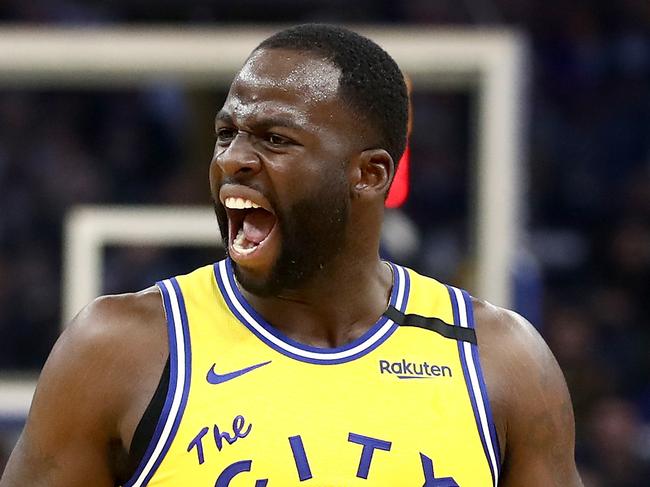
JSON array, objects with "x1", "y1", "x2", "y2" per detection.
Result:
[
  {"x1": 227, "y1": 199, "x2": 277, "y2": 254},
  {"x1": 220, "y1": 186, "x2": 279, "y2": 263}
]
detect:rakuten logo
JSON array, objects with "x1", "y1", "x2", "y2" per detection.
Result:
[{"x1": 379, "y1": 359, "x2": 453, "y2": 379}]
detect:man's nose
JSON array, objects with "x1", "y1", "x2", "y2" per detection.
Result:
[{"x1": 214, "y1": 132, "x2": 261, "y2": 177}]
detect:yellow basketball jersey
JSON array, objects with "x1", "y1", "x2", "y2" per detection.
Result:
[{"x1": 123, "y1": 259, "x2": 501, "y2": 487}]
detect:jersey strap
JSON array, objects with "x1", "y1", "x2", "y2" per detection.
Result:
[
  {"x1": 123, "y1": 279, "x2": 192, "y2": 487},
  {"x1": 448, "y1": 286, "x2": 501, "y2": 487},
  {"x1": 383, "y1": 305, "x2": 477, "y2": 344}
]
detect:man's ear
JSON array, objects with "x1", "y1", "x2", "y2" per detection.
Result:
[{"x1": 350, "y1": 149, "x2": 394, "y2": 199}]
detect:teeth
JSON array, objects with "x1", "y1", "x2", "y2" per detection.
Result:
[
  {"x1": 224, "y1": 197, "x2": 261, "y2": 209},
  {"x1": 232, "y1": 228, "x2": 257, "y2": 255}
]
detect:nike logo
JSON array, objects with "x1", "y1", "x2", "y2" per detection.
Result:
[{"x1": 206, "y1": 360, "x2": 271, "y2": 385}]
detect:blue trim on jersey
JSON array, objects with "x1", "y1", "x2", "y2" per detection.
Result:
[
  {"x1": 141, "y1": 278, "x2": 192, "y2": 485},
  {"x1": 401, "y1": 263, "x2": 411, "y2": 309},
  {"x1": 213, "y1": 258, "x2": 407, "y2": 365},
  {"x1": 123, "y1": 281, "x2": 180, "y2": 487},
  {"x1": 123, "y1": 279, "x2": 192, "y2": 487},
  {"x1": 224, "y1": 259, "x2": 399, "y2": 353},
  {"x1": 462, "y1": 290, "x2": 502, "y2": 470},
  {"x1": 448, "y1": 286, "x2": 497, "y2": 487}
]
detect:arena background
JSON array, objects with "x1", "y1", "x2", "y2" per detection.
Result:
[{"x1": 0, "y1": 2, "x2": 649, "y2": 485}]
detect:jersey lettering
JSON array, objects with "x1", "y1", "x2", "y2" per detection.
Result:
[
  {"x1": 288, "y1": 435, "x2": 312, "y2": 481},
  {"x1": 420, "y1": 453, "x2": 459, "y2": 487},
  {"x1": 188, "y1": 415, "x2": 253, "y2": 466},
  {"x1": 211, "y1": 432, "x2": 458, "y2": 484},
  {"x1": 214, "y1": 415, "x2": 252, "y2": 451},
  {"x1": 213, "y1": 460, "x2": 268, "y2": 487},
  {"x1": 187, "y1": 427, "x2": 209, "y2": 464},
  {"x1": 348, "y1": 433, "x2": 392, "y2": 479},
  {"x1": 214, "y1": 460, "x2": 252, "y2": 486}
]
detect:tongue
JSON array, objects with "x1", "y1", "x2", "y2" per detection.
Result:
[{"x1": 242, "y1": 209, "x2": 276, "y2": 244}]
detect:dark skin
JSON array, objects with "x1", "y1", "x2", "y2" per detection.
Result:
[{"x1": 1, "y1": 48, "x2": 582, "y2": 486}]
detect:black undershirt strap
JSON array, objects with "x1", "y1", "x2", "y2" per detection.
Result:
[
  {"x1": 119, "y1": 356, "x2": 171, "y2": 484},
  {"x1": 384, "y1": 305, "x2": 478, "y2": 345}
]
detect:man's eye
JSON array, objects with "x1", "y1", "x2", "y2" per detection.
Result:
[
  {"x1": 268, "y1": 134, "x2": 289, "y2": 145},
  {"x1": 216, "y1": 129, "x2": 236, "y2": 143}
]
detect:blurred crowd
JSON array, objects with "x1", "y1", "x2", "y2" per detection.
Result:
[{"x1": 1, "y1": 1, "x2": 650, "y2": 485}]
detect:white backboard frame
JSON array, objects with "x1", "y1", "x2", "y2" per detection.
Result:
[{"x1": 0, "y1": 26, "x2": 527, "y2": 418}]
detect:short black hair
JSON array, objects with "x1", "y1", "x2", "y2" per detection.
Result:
[{"x1": 257, "y1": 24, "x2": 409, "y2": 169}]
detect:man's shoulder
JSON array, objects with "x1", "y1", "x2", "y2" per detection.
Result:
[
  {"x1": 85, "y1": 286, "x2": 164, "y2": 324},
  {"x1": 470, "y1": 296, "x2": 554, "y2": 400},
  {"x1": 469, "y1": 297, "x2": 574, "y2": 464},
  {"x1": 46, "y1": 287, "x2": 169, "y2": 418},
  {"x1": 75, "y1": 259, "x2": 219, "y2": 345},
  {"x1": 0, "y1": 288, "x2": 170, "y2": 486},
  {"x1": 69, "y1": 286, "x2": 167, "y2": 351},
  {"x1": 471, "y1": 297, "x2": 536, "y2": 344},
  {"x1": 470, "y1": 296, "x2": 553, "y2": 373}
]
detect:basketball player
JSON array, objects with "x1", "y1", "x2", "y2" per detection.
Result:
[{"x1": 0, "y1": 25, "x2": 583, "y2": 486}]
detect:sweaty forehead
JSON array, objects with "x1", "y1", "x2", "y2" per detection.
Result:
[{"x1": 232, "y1": 48, "x2": 341, "y2": 105}]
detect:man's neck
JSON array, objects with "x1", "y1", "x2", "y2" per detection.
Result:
[{"x1": 239, "y1": 255, "x2": 393, "y2": 348}]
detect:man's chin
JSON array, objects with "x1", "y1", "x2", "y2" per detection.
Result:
[{"x1": 231, "y1": 259, "x2": 281, "y2": 298}]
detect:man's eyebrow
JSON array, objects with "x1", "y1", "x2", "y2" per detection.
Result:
[
  {"x1": 214, "y1": 110, "x2": 232, "y2": 125},
  {"x1": 214, "y1": 111, "x2": 305, "y2": 131},
  {"x1": 255, "y1": 116, "x2": 304, "y2": 131}
]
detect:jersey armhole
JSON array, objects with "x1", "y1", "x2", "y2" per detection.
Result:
[
  {"x1": 448, "y1": 286, "x2": 501, "y2": 487},
  {"x1": 120, "y1": 356, "x2": 171, "y2": 483}
]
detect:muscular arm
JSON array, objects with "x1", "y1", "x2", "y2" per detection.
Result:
[
  {"x1": 0, "y1": 289, "x2": 167, "y2": 487},
  {"x1": 474, "y1": 300, "x2": 583, "y2": 487}
]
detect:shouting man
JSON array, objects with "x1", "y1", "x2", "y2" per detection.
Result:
[{"x1": 1, "y1": 25, "x2": 583, "y2": 486}]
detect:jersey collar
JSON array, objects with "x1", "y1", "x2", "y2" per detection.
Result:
[{"x1": 213, "y1": 258, "x2": 410, "y2": 365}]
